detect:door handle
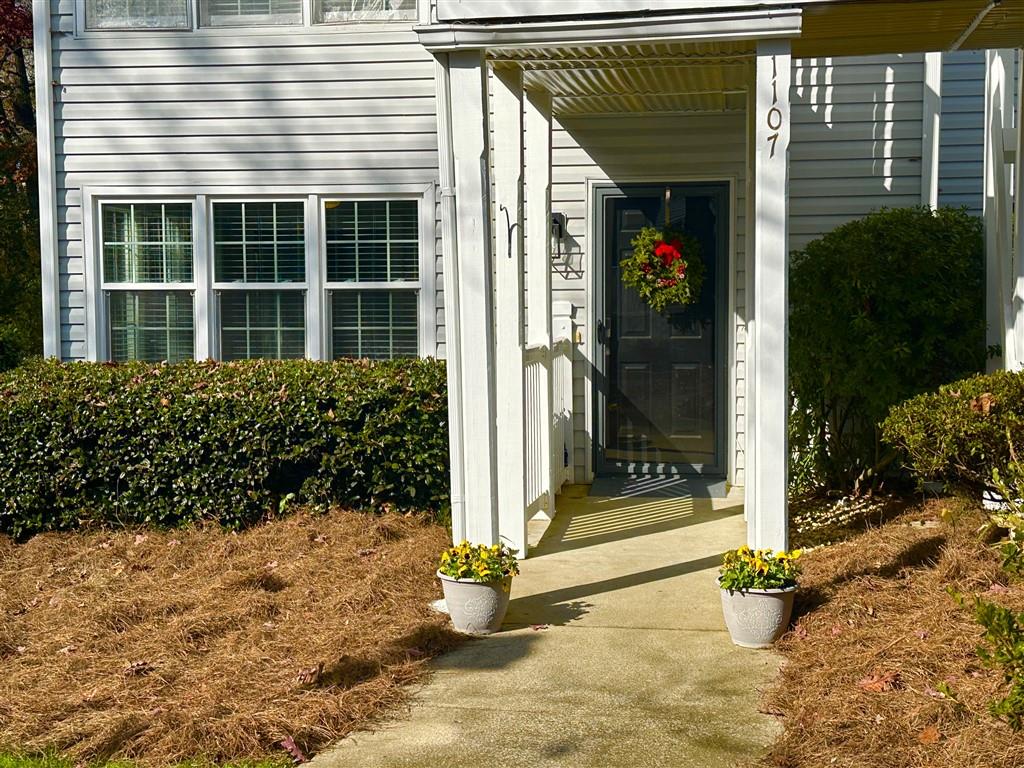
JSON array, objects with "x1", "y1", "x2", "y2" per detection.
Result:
[{"x1": 597, "y1": 319, "x2": 612, "y2": 345}]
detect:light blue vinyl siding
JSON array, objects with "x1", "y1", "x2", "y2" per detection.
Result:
[
  {"x1": 939, "y1": 50, "x2": 985, "y2": 216},
  {"x1": 48, "y1": 0, "x2": 442, "y2": 361}
]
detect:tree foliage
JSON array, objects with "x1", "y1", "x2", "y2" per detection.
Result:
[
  {"x1": 789, "y1": 206, "x2": 986, "y2": 493},
  {"x1": 0, "y1": 0, "x2": 41, "y2": 369}
]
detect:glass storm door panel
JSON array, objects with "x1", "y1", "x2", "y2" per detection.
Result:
[{"x1": 601, "y1": 183, "x2": 727, "y2": 474}]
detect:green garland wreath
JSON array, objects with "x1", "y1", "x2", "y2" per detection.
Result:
[{"x1": 619, "y1": 226, "x2": 705, "y2": 313}]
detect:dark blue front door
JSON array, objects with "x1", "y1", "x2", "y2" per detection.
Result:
[{"x1": 599, "y1": 182, "x2": 728, "y2": 475}]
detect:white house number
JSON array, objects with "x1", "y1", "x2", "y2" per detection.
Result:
[{"x1": 766, "y1": 55, "x2": 783, "y2": 159}]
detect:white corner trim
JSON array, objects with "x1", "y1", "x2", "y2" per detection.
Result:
[
  {"x1": 33, "y1": 0, "x2": 60, "y2": 359},
  {"x1": 415, "y1": 8, "x2": 802, "y2": 52},
  {"x1": 921, "y1": 52, "x2": 943, "y2": 209}
]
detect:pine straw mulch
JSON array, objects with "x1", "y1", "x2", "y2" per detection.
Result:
[
  {"x1": 0, "y1": 510, "x2": 461, "y2": 765},
  {"x1": 759, "y1": 499, "x2": 1024, "y2": 768}
]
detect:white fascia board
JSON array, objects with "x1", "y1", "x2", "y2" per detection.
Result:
[
  {"x1": 436, "y1": 0, "x2": 833, "y2": 22},
  {"x1": 415, "y1": 8, "x2": 802, "y2": 51}
]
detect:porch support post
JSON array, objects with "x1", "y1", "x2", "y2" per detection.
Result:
[
  {"x1": 525, "y1": 88, "x2": 555, "y2": 520},
  {"x1": 433, "y1": 54, "x2": 467, "y2": 543},
  {"x1": 492, "y1": 66, "x2": 529, "y2": 556},
  {"x1": 448, "y1": 50, "x2": 500, "y2": 544},
  {"x1": 750, "y1": 39, "x2": 791, "y2": 552},
  {"x1": 983, "y1": 49, "x2": 1016, "y2": 370},
  {"x1": 1013, "y1": 49, "x2": 1024, "y2": 372},
  {"x1": 920, "y1": 52, "x2": 942, "y2": 210}
]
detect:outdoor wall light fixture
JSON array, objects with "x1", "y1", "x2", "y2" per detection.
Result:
[{"x1": 550, "y1": 212, "x2": 568, "y2": 260}]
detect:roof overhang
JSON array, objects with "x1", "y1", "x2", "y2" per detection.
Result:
[
  {"x1": 415, "y1": 8, "x2": 804, "y2": 52},
  {"x1": 797, "y1": 0, "x2": 1024, "y2": 57},
  {"x1": 418, "y1": 1, "x2": 1024, "y2": 57}
]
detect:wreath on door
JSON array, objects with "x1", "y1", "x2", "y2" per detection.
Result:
[{"x1": 619, "y1": 226, "x2": 705, "y2": 313}]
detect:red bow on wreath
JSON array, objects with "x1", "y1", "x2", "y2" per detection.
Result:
[{"x1": 654, "y1": 239, "x2": 687, "y2": 276}]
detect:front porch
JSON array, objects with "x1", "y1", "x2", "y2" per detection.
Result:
[
  {"x1": 432, "y1": 26, "x2": 795, "y2": 556},
  {"x1": 424, "y1": 5, "x2": 1024, "y2": 558}
]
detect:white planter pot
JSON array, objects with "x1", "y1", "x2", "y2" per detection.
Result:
[
  {"x1": 437, "y1": 571, "x2": 513, "y2": 635},
  {"x1": 720, "y1": 584, "x2": 797, "y2": 649},
  {"x1": 982, "y1": 489, "x2": 1023, "y2": 512}
]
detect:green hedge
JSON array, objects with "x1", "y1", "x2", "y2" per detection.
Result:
[
  {"x1": 789, "y1": 206, "x2": 985, "y2": 491},
  {"x1": 882, "y1": 368, "x2": 1024, "y2": 488},
  {"x1": 0, "y1": 358, "x2": 449, "y2": 537}
]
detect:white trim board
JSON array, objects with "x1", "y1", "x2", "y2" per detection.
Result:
[{"x1": 416, "y1": 8, "x2": 802, "y2": 51}]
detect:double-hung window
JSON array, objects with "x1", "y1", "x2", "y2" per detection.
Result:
[
  {"x1": 315, "y1": 0, "x2": 417, "y2": 23},
  {"x1": 84, "y1": 0, "x2": 190, "y2": 30},
  {"x1": 201, "y1": 0, "x2": 303, "y2": 26},
  {"x1": 212, "y1": 201, "x2": 307, "y2": 361},
  {"x1": 324, "y1": 199, "x2": 420, "y2": 360},
  {"x1": 99, "y1": 202, "x2": 196, "y2": 363}
]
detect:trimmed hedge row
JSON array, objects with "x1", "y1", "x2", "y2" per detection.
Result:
[
  {"x1": 0, "y1": 358, "x2": 449, "y2": 537},
  {"x1": 882, "y1": 368, "x2": 1024, "y2": 488}
]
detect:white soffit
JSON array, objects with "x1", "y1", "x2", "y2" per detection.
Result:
[{"x1": 490, "y1": 41, "x2": 753, "y2": 115}]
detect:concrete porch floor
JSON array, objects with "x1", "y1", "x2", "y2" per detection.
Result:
[{"x1": 313, "y1": 485, "x2": 782, "y2": 768}]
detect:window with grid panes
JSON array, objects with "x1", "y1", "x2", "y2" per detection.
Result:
[
  {"x1": 315, "y1": 0, "x2": 416, "y2": 22},
  {"x1": 85, "y1": 0, "x2": 190, "y2": 29},
  {"x1": 100, "y1": 202, "x2": 195, "y2": 363},
  {"x1": 201, "y1": 0, "x2": 302, "y2": 26},
  {"x1": 324, "y1": 199, "x2": 419, "y2": 360},
  {"x1": 212, "y1": 201, "x2": 306, "y2": 360}
]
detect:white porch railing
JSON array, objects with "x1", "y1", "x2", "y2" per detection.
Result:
[
  {"x1": 522, "y1": 333, "x2": 574, "y2": 523},
  {"x1": 551, "y1": 336, "x2": 574, "y2": 490},
  {"x1": 523, "y1": 343, "x2": 550, "y2": 518}
]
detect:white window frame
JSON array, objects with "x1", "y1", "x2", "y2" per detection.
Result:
[
  {"x1": 313, "y1": 0, "x2": 418, "y2": 25},
  {"x1": 321, "y1": 192, "x2": 434, "y2": 360},
  {"x1": 76, "y1": 0, "x2": 194, "y2": 32},
  {"x1": 74, "y1": 0, "x2": 424, "y2": 34},
  {"x1": 87, "y1": 197, "x2": 199, "y2": 363},
  {"x1": 82, "y1": 185, "x2": 436, "y2": 362},
  {"x1": 199, "y1": 0, "x2": 305, "y2": 28},
  {"x1": 208, "y1": 196, "x2": 312, "y2": 360}
]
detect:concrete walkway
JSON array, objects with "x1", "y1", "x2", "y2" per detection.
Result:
[{"x1": 314, "y1": 486, "x2": 782, "y2": 768}]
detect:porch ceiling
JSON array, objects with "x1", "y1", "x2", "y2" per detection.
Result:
[
  {"x1": 797, "y1": 0, "x2": 1024, "y2": 57},
  {"x1": 490, "y1": 40, "x2": 753, "y2": 115}
]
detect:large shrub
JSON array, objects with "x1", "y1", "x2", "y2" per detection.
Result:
[
  {"x1": 0, "y1": 358, "x2": 449, "y2": 537},
  {"x1": 882, "y1": 368, "x2": 1024, "y2": 489},
  {"x1": 789, "y1": 206, "x2": 986, "y2": 492}
]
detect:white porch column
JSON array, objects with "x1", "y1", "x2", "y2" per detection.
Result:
[
  {"x1": 749, "y1": 40, "x2": 791, "y2": 552},
  {"x1": 448, "y1": 51, "x2": 500, "y2": 544},
  {"x1": 492, "y1": 66, "x2": 529, "y2": 556},
  {"x1": 983, "y1": 49, "x2": 1016, "y2": 370},
  {"x1": 920, "y1": 52, "x2": 942, "y2": 209},
  {"x1": 525, "y1": 88, "x2": 555, "y2": 520},
  {"x1": 433, "y1": 54, "x2": 467, "y2": 543},
  {"x1": 1014, "y1": 50, "x2": 1024, "y2": 371}
]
